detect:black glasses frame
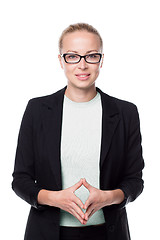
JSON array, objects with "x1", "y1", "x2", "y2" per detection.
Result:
[{"x1": 61, "y1": 53, "x2": 102, "y2": 64}]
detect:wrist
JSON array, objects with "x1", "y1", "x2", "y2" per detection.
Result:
[
  {"x1": 38, "y1": 189, "x2": 57, "y2": 207},
  {"x1": 103, "y1": 189, "x2": 125, "y2": 206},
  {"x1": 37, "y1": 189, "x2": 49, "y2": 205},
  {"x1": 110, "y1": 189, "x2": 125, "y2": 205}
]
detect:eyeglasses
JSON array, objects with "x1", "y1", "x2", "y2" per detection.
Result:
[{"x1": 61, "y1": 53, "x2": 102, "y2": 64}]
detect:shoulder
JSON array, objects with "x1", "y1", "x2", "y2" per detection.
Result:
[
  {"x1": 113, "y1": 96, "x2": 140, "y2": 126},
  {"x1": 98, "y1": 87, "x2": 139, "y2": 120},
  {"x1": 29, "y1": 88, "x2": 64, "y2": 104},
  {"x1": 112, "y1": 96, "x2": 138, "y2": 114},
  {"x1": 108, "y1": 95, "x2": 140, "y2": 125},
  {"x1": 98, "y1": 87, "x2": 138, "y2": 111},
  {"x1": 26, "y1": 87, "x2": 66, "y2": 110}
]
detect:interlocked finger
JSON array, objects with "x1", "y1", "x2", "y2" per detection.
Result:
[
  {"x1": 69, "y1": 202, "x2": 86, "y2": 224},
  {"x1": 72, "y1": 193, "x2": 84, "y2": 209}
]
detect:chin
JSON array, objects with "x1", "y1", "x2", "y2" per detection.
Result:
[{"x1": 69, "y1": 80, "x2": 96, "y2": 89}]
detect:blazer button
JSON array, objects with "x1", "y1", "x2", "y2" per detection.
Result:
[{"x1": 108, "y1": 225, "x2": 115, "y2": 232}]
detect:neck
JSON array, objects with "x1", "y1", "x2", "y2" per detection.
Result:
[{"x1": 65, "y1": 85, "x2": 97, "y2": 103}]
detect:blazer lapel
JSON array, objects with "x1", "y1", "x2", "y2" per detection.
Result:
[
  {"x1": 96, "y1": 87, "x2": 120, "y2": 168},
  {"x1": 41, "y1": 86, "x2": 67, "y2": 190}
]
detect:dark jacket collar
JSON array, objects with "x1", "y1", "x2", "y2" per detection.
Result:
[{"x1": 43, "y1": 85, "x2": 119, "y2": 117}]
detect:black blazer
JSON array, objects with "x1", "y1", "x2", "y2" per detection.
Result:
[{"x1": 12, "y1": 86, "x2": 144, "y2": 240}]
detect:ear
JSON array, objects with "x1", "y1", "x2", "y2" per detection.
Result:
[
  {"x1": 58, "y1": 54, "x2": 64, "y2": 69},
  {"x1": 100, "y1": 53, "x2": 104, "y2": 68}
]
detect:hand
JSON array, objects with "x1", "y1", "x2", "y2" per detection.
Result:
[
  {"x1": 82, "y1": 178, "x2": 112, "y2": 221},
  {"x1": 53, "y1": 179, "x2": 87, "y2": 225}
]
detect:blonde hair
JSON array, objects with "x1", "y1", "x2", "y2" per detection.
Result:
[{"x1": 59, "y1": 23, "x2": 103, "y2": 54}]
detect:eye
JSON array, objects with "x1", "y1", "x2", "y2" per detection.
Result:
[
  {"x1": 64, "y1": 54, "x2": 80, "y2": 63},
  {"x1": 68, "y1": 55, "x2": 76, "y2": 59},
  {"x1": 89, "y1": 54, "x2": 98, "y2": 58},
  {"x1": 86, "y1": 54, "x2": 101, "y2": 61},
  {"x1": 67, "y1": 54, "x2": 79, "y2": 59}
]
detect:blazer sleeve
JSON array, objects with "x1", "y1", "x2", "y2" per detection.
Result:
[
  {"x1": 118, "y1": 105, "x2": 144, "y2": 208},
  {"x1": 12, "y1": 100, "x2": 43, "y2": 210}
]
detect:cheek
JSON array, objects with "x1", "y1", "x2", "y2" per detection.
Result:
[
  {"x1": 92, "y1": 65, "x2": 101, "y2": 76},
  {"x1": 63, "y1": 66, "x2": 71, "y2": 76},
  {"x1": 64, "y1": 67, "x2": 77, "y2": 81},
  {"x1": 63, "y1": 65, "x2": 75, "y2": 75}
]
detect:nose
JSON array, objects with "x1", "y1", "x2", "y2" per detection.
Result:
[{"x1": 78, "y1": 57, "x2": 88, "y2": 70}]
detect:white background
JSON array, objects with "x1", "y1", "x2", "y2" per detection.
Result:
[{"x1": 0, "y1": 0, "x2": 160, "y2": 239}]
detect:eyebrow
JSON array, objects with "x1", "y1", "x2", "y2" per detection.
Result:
[{"x1": 66, "y1": 50, "x2": 99, "y2": 54}]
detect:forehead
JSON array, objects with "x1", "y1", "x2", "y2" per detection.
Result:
[{"x1": 62, "y1": 31, "x2": 101, "y2": 53}]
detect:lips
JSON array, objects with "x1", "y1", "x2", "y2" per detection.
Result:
[{"x1": 75, "y1": 74, "x2": 90, "y2": 80}]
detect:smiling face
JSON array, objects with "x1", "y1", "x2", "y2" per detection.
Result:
[{"x1": 59, "y1": 31, "x2": 104, "y2": 91}]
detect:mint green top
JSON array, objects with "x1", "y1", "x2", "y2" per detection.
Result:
[{"x1": 60, "y1": 92, "x2": 105, "y2": 226}]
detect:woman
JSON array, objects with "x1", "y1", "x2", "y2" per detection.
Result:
[{"x1": 12, "y1": 23, "x2": 144, "y2": 240}]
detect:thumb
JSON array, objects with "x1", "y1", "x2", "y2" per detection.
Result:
[{"x1": 72, "y1": 178, "x2": 83, "y2": 192}]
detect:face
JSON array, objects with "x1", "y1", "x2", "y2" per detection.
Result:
[{"x1": 58, "y1": 31, "x2": 104, "y2": 91}]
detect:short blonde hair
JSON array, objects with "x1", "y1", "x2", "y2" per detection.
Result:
[{"x1": 59, "y1": 23, "x2": 103, "y2": 54}]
